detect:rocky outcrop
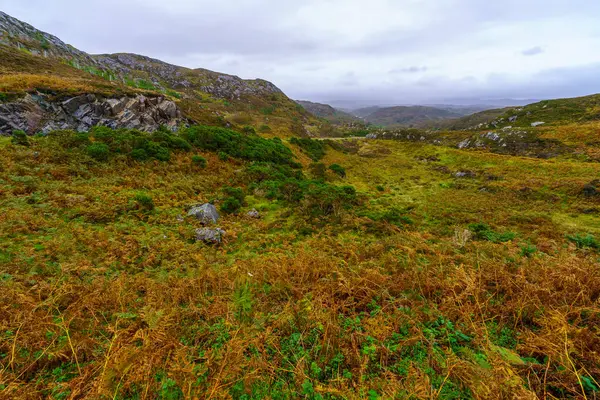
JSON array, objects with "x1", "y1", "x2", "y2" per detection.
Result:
[{"x1": 0, "y1": 93, "x2": 187, "y2": 135}]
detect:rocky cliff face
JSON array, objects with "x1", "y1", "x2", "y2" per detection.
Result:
[{"x1": 0, "y1": 93, "x2": 187, "y2": 135}]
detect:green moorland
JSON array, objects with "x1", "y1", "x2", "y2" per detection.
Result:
[{"x1": 1, "y1": 125, "x2": 600, "y2": 399}]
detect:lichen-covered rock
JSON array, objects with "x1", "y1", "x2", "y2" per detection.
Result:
[
  {"x1": 0, "y1": 93, "x2": 187, "y2": 135},
  {"x1": 187, "y1": 203, "x2": 219, "y2": 225},
  {"x1": 195, "y1": 228, "x2": 226, "y2": 244}
]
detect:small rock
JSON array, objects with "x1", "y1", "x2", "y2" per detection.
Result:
[
  {"x1": 187, "y1": 203, "x2": 219, "y2": 225},
  {"x1": 195, "y1": 228, "x2": 226, "y2": 244},
  {"x1": 247, "y1": 209, "x2": 260, "y2": 219},
  {"x1": 531, "y1": 121, "x2": 545, "y2": 127},
  {"x1": 454, "y1": 171, "x2": 477, "y2": 178},
  {"x1": 509, "y1": 115, "x2": 518, "y2": 122}
]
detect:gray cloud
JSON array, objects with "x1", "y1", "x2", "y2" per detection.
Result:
[
  {"x1": 389, "y1": 66, "x2": 428, "y2": 74},
  {"x1": 522, "y1": 46, "x2": 544, "y2": 56},
  {"x1": 1, "y1": 0, "x2": 599, "y2": 105}
]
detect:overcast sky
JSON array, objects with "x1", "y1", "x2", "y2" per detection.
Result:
[{"x1": 2, "y1": 0, "x2": 600, "y2": 106}]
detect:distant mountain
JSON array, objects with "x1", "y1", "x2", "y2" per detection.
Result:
[
  {"x1": 0, "y1": 11, "x2": 325, "y2": 136},
  {"x1": 296, "y1": 100, "x2": 361, "y2": 125}
]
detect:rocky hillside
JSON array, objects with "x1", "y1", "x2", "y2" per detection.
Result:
[
  {"x1": 438, "y1": 94, "x2": 600, "y2": 131},
  {"x1": 296, "y1": 100, "x2": 361, "y2": 125},
  {"x1": 0, "y1": 11, "x2": 325, "y2": 136}
]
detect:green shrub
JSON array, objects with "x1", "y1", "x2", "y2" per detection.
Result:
[
  {"x1": 469, "y1": 223, "x2": 516, "y2": 243},
  {"x1": 191, "y1": 155, "x2": 207, "y2": 168},
  {"x1": 304, "y1": 183, "x2": 358, "y2": 216},
  {"x1": 133, "y1": 192, "x2": 154, "y2": 211},
  {"x1": 86, "y1": 143, "x2": 110, "y2": 161},
  {"x1": 567, "y1": 234, "x2": 599, "y2": 249},
  {"x1": 329, "y1": 164, "x2": 346, "y2": 178},
  {"x1": 290, "y1": 137, "x2": 326, "y2": 161},
  {"x1": 11, "y1": 130, "x2": 30, "y2": 146},
  {"x1": 223, "y1": 187, "x2": 246, "y2": 205},
  {"x1": 131, "y1": 148, "x2": 149, "y2": 161},
  {"x1": 221, "y1": 197, "x2": 242, "y2": 214},
  {"x1": 218, "y1": 152, "x2": 229, "y2": 161},
  {"x1": 520, "y1": 243, "x2": 538, "y2": 257},
  {"x1": 376, "y1": 185, "x2": 385, "y2": 192},
  {"x1": 181, "y1": 125, "x2": 297, "y2": 166}
]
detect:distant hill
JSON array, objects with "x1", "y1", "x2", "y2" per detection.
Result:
[
  {"x1": 355, "y1": 105, "x2": 465, "y2": 128},
  {"x1": 296, "y1": 100, "x2": 361, "y2": 125},
  {"x1": 436, "y1": 94, "x2": 600, "y2": 130}
]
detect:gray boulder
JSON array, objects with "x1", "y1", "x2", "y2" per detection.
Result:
[
  {"x1": 195, "y1": 227, "x2": 226, "y2": 244},
  {"x1": 531, "y1": 121, "x2": 545, "y2": 127},
  {"x1": 247, "y1": 209, "x2": 260, "y2": 219},
  {"x1": 454, "y1": 171, "x2": 477, "y2": 178},
  {"x1": 187, "y1": 203, "x2": 219, "y2": 225}
]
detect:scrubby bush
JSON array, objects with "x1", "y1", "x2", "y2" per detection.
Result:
[
  {"x1": 131, "y1": 148, "x2": 149, "y2": 161},
  {"x1": 290, "y1": 137, "x2": 326, "y2": 161},
  {"x1": 191, "y1": 155, "x2": 207, "y2": 168},
  {"x1": 223, "y1": 187, "x2": 245, "y2": 205},
  {"x1": 181, "y1": 125, "x2": 298, "y2": 166},
  {"x1": 86, "y1": 143, "x2": 110, "y2": 161},
  {"x1": 11, "y1": 130, "x2": 29, "y2": 146},
  {"x1": 304, "y1": 183, "x2": 358, "y2": 216},
  {"x1": 362, "y1": 207, "x2": 413, "y2": 227},
  {"x1": 133, "y1": 192, "x2": 154, "y2": 211},
  {"x1": 218, "y1": 152, "x2": 229, "y2": 161},
  {"x1": 469, "y1": 223, "x2": 516, "y2": 243},
  {"x1": 567, "y1": 233, "x2": 599, "y2": 249},
  {"x1": 329, "y1": 164, "x2": 346, "y2": 178},
  {"x1": 220, "y1": 187, "x2": 246, "y2": 214},
  {"x1": 376, "y1": 185, "x2": 385, "y2": 192},
  {"x1": 242, "y1": 125, "x2": 256, "y2": 134},
  {"x1": 220, "y1": 197, "x2": 242, "y2": 214}
]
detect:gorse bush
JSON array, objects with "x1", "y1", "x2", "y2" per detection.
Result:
[{"x1": 290, "y1": 137, "x2": 326, "y2": 161}]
